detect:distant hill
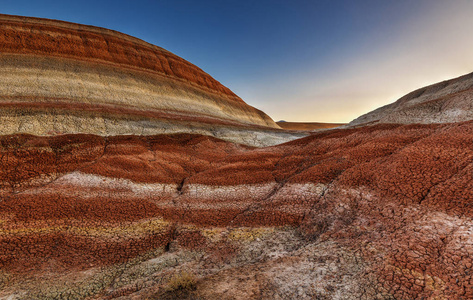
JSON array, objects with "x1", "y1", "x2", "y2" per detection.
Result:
[
  {"x1": 350, "y1": 72, "x2": 473, "y2": 126},
  {"x1": 276, "y1": 121, "x2": 345, "y2": 131},
  {"x1": 1, "y1": 13, "x2": 473, "y2": 300}
]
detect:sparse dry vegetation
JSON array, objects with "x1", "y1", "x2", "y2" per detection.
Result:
[
  {"x1": 1, "y1": 13, "x2": 473, "y2": 299},
  {"x1": 166, "y1": 271, "x2": 197, "y2": 292},
  {"x1": 152, "y1": 271, "x2": 198, "y2": 300}
]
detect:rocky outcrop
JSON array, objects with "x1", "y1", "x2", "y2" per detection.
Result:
[
  {"x1": 0, "y1": 14, "x2": 305, "y2": 147},
  {"x1": 0, "y1": 121, "x2": 472, "y2": 299},
  {"x1": 349, "y1": 72, "x2": 473, "y2": 126}
]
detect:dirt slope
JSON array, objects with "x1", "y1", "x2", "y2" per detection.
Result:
[
  {"x1": 1, "y1": 13, "x2": 472, "y2": 300},
  {"x1": 0, "y1": 121, "x2": 471, "y2": 299},
  {"x1": 350, "y1": 72, "x2": 473, "y2": 126},
  {"x1": 0, "y1": 14, "x2": 305, "y2": 147}
]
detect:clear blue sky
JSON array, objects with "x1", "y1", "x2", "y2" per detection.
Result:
[{"x1": 2, "y1": 0, "x2": 473, "y2": 122}]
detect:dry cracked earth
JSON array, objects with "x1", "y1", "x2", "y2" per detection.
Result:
[
  {"x1": 0, "y1": 121, "x2": 472, "y2": 299},
  {"x1": 0, "y1": 13, "x2": 473, "y2": 300}
]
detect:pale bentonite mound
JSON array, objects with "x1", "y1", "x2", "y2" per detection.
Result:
[
  {"x1": 0, "y1": 14, "x2": 306, "y2": 146},
  {"x1": 349, "y1": 72, "x2": 473, "y2": 126}
]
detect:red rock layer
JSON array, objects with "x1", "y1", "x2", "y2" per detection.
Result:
[
  {"x1": 0, "y1": 14, "x2": 234, "y2": 97},
  {"x1": 0, "y1": 14, "x2": 280, "y2": 136},
  {"x1": 0, "y1": 123, "x2": 472, "y2": 298}
]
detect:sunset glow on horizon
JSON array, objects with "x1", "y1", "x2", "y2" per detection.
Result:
[{"x1": 3, "y1": 0, "x2": 473, "y2": 123}]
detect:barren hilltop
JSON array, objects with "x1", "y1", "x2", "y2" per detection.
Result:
[
  {"x1": 0, "y1": 14, "x2": 304, "y2": 147},
  {"x1": 0, "y1": 15, "x2": 472, "y2": 300},
  {"x1": 350, "y1": 71, "x2": 473, "y2": 126}
]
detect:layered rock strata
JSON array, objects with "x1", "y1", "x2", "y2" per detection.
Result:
[
  {"x1": 350, "y1": 72, "x2": 473, "y2": 126},
  {"x1": 0, "y1": 120, "x2": 472, "y2": 299},
  {"x1": 0, "y1": 14, "x2": 304, "y2": 147},
  {"x1": 1, "y1": 13, "x2": 473, "y2": 300}
]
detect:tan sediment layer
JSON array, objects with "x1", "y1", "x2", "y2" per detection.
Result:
[
  {"x1": 0, "y1": 14, "x2": 237, "y2": 97},
  {"x1": 0, "y1": 54, "x2": 273, "y2": 127},
  {"x1": 0, "y1": 14, "x2": 282, "y2": 143},
  {"x1": 0, "y1": 54, "x2": 307, "y2": 146}
]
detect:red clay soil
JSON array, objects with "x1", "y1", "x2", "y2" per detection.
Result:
[
  {"x1": 276, "y1": 121, "x2": 345, "y2": 131},
  {"x1": 0, "y1": 122, "x2": 472, "y2": 298},
  {"x1": 0, "y1": 14, "x2": 235, "y2": 98},
  {"x1": 0, "y1": 14, "x2": 280, "y2": 132},
  {"x1": 0, "y1": 99, "x2": 276, "y2": 129}
]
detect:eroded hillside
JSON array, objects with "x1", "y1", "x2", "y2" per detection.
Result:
[
  {"x1": 350, "y1": 72, "x2": 473, "y2": 126},
  {"x1": 1, "y1": 13, "x2": 473, "y2": 300},
  {"x1": 0, "y1": 14, "x2": 307, "y2": 147},
  {"x1": 0, "y1": 121, "x2": 472, "y2": 299}
]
